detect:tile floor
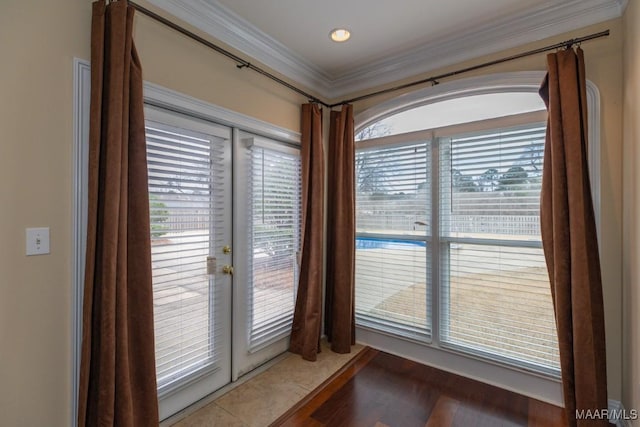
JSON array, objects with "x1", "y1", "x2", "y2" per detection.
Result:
[{"x1": 172, "y1": 341, "x2": 365, "y2": 427}]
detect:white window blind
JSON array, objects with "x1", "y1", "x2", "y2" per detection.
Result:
[
  {"x1": 146, "y1": 121, "x2": 226, "y2": 393},
  {"x1": 439, "y1": 124, "x2": 560, "y2": 373},
  {"x1": 355, "y1": 121, "x2": 560, "y2": 376},
  {"x1": 247, "y1": 144, "x2": 301, "y2": 350},
  {"x1": 355, "y1": 142, "x2": 431, "y2": 341}
]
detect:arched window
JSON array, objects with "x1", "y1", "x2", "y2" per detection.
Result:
[{"x1": 353, "y1": 72, "x2": 600, "y2": 378}]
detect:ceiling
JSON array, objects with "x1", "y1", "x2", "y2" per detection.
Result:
[{"x1": 148, "y1": 0, "x2": 627, "y2": 99}]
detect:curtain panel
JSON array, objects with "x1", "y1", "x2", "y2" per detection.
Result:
[
  {"x1": 78, "y1": 1, "x2": 159, "y2": 425},
  {"x1": 539, "y1": 47, "x2": 608, "y2": 427},
  {"x1": 290, "y1": 103, "x2": 325, "y2": 361},
  {"x1": 325, "y1": 105, "x2": 356, "y2": 353}
]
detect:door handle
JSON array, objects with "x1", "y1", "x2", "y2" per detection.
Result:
[{"x1": 222, "y1": 265, "x2": 234, "y2": 275}]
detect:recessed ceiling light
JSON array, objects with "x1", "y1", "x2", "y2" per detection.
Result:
[{"x1": 330, "y1": 28, "x2": 351, "y2": 43}]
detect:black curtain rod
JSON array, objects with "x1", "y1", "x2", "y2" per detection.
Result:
[
  {"x1": 127, "y1": 1, "x2": 608, "y2": 109},
  {"x1": 330, "y1": 29, "x2": 610, "y2": 107},
  {"x1": 127, "y1": 0, "x2": 330, "y2": 107}
]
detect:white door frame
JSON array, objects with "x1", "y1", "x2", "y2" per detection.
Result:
[{"x1": 72, "y1": 58, "x2": 300, "y2": 424}]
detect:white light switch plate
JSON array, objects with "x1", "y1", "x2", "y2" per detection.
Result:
[{"x1": 26, "y1": 227, "x2": 50, "y2": 256}]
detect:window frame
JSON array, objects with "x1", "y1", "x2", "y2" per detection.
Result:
[
  {"x1": 355, "y1": 138, "x2": 433, "y2": 341},
  {"x1": 355, "y1": 71, "x2": 600, "y2": 240},
  {"x1": 353, "y1": 71, "x2": 601, "y2": 405},
  {"x1": 437, "y1": 119, "x2": 557, "y2": 376},
  {"x1": 356, "y1": 111, "x2": 557, "y2": 372}
]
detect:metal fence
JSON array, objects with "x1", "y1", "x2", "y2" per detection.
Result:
[
  {"x1": 356, "y1": 214, "x2": 540, "y2": 236},
  {"x1": 447, "y1": 215, "x2": 540, "y2": 236},
  {"x1": 163, "y1": 212, "x2": 209, "y2": 232}
]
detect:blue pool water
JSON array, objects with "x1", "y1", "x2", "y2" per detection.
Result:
[{"x1": 356, "y1": 237, "x2": 427, "y2": 250}]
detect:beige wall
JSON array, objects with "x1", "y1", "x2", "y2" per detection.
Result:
[
  {"x1": 0, "y1": 2, "x2": 90, "y2": 426},
  {"x1": 623, "y1": 0, "x2": 640, "y2": 421},
  {"x1": 0, "y1": 1, "x2": 305, "y2": 426},
  {"x1": 134, "y1": 3, "x2": 307, "y2": 132},
  {"x1": 349, "y1": 19, "x2": 625, "y2": 403},
  {"x1": 0, "y1": 1, "x2": 629, "y2": 425}
]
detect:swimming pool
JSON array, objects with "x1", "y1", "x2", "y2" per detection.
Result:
[{"x1": 356, "y1": 237, "x2": 427, "y2": 250}]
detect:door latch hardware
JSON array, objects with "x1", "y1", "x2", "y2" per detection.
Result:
[{"x1": 206, "y1": 256, "x2": 217, "y2": 275}]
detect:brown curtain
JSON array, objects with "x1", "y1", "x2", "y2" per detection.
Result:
[
  {"x1": 290, "y1": 104, "x2": 325, "y2": 361},
  {"x1": 325, "y1": 105, "x2": 356, "y2": 353},
  {"x1": 78, "y1": 1, "x2": 159, "y2": 425},
  {"x1": 539, "y1": 47, "x2": 608, "y2": 426}
]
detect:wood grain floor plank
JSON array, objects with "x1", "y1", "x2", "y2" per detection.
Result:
[
  {"x1": 275, "y1": 349, "x2": 568, "y2": 427},
  {"x1": 424, "y1": 395, "x2": 459, "y2": 427},
  {"x1": 528, "y1": 398, "x2": 568, "y2": 427}
]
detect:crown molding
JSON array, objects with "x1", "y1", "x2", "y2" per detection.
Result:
[
  {"x1": 145, "y1": 0, "x2": 333, "y2": 95},
  {"x1": 146, "y1": 0, "x2": 624, "y2": 100},
  {"x1": 330, "y1": 0, "x2": 625, "y2": 97}
]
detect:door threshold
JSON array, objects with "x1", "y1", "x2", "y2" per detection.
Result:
[{"x1": 160, "y1": 351, "x2": 291, "y2": 426}]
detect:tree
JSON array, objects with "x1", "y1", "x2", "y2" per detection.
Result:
[
  {"x1": 356, "y1": 151, "x2": 392, "y2": 193},
  {"x1": 452, "y1": 168, "x2": 479, "y2": 192},
  {"x1": 516, "y1": 140, "x2": 544, "y2": 173},
  {"x1": 150, "y1": 194, "x2": 170, "y2": 237},
  {"x1": 517, "y1": 141, "x2": 544, "y2": 188},
  {"x1": 355, "y1": 122, "x2": 391, "y2": 141},
  {"x1": 497, "y1": 166, "x2": 528, "y2": 192},
  {"x1": 355, "y1": 122, "x2": 394, "y2": 193},
  {"x1": 479, "y1": 168, "x2": 500, "y2": 192}
]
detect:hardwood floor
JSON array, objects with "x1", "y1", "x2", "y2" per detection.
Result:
[{"x1": 272, "y1": 348, "x2": 568, "y2": 427}]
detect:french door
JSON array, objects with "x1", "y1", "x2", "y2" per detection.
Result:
[
  {"x1": 145, "y1": 106, "x2": 300, "y2": 420},
  {"x1": 146, "y1": 106, "x2": 232, "y2": 419},
  {"x1": 232, "y1": 131, "x2": 301, "y2": 379}
]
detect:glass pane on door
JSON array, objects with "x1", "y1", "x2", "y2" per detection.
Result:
[
  {"x1": 248, "y1": 145, "x2": 301, "y2": 350},
  {"x1": 232, "y1": 133, "x2": 301, "y2": 378},
  {"x1": 145, "y1": 106, "x2": 232, "y2": 420}
]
